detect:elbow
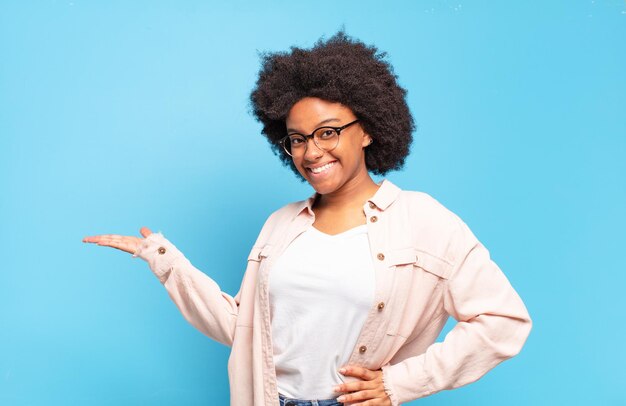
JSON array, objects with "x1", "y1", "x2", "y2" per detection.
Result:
[
  {"x1": 503, "y1": 312, "x2": 533, "y2": 359},
  {"x1": 518, "y1": 311, "x2": 533, "y2": 352},
  {"x1": 189, "y1": 310, "x2": 238, "y2": 348},
  {"x1": 482, "y1": 311, "x2": 532, "y2": 361}
]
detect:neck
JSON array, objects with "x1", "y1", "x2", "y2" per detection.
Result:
[{"x1": 314, "y1": 170, "x2": 380, "y2": 211}]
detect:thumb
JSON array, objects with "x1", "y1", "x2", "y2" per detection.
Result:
[{"x1": 140, "y1": 227, "x2": 153, "y2": 238}]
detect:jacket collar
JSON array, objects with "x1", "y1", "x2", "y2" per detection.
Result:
[
  {"x1": 293, "y1": 178, "x2": 402, "y2": 219},
  {"x1": 369, "y1": 179, "x2": 402, "y2": 210}
]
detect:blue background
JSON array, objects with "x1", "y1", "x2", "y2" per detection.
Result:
[{"x1": 1, "y1": 1, "x2": 624, "y2": 405}]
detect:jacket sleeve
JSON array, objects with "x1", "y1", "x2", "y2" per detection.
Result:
[
  {"x1": 132, "y1": 232, "x2": 242, "y2": 347},
  {"x1": 381, "y1": 221, "x2": 532, "y2": 405}
]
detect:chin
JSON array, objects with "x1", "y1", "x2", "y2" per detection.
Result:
[{"x1": 306, "y1": 177, "x2": 343, "y2": 196}]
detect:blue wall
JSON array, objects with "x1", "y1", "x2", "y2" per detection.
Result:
[{"x1": 1, "y1": 1, "x2": 624, "y2": 404}]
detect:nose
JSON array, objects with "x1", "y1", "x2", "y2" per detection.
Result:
[{"x1": 303, "y1": 137, "x2": 324, "y2": 161}]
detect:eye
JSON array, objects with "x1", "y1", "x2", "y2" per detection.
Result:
[
  {"x1": 289, "y1": 135, "x2": 305, "y2": 146},
  {"x1": 318, "y1": 129, "x2": 337, "y2": 139}
]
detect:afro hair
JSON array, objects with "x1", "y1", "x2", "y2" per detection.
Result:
[{"x1": 249, "y1": 31, "x2": 415, "y2": 178}]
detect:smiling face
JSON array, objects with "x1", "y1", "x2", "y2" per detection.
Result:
[{"x1": 285, "y1": 97, "x2": 373, "y2": 196}]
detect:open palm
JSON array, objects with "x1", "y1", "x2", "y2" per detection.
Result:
[{"x1": 82, "y1": 226, "x2": 153, "y2": 254}]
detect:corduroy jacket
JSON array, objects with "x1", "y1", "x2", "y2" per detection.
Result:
[{"x1": 133, "y1": 179, "x2": 532, "y2": 405}]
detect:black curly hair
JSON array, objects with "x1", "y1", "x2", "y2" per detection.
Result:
[{"x1": 249, "y1": 31, "x2": 415, "y2": 179}]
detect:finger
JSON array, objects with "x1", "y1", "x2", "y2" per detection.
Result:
[
  {"x1": 336, "y1": 389, "x2": 380, "y2": 404},
  {"x1": 92, "y1": 235, "x2": 122, "y2": 244},
  {"x1": 96, "y1": 238, "x2": 136, "y2": 254},
  {"x1": 140, "y1": 227, "x2": 153, "y2": 238},
  {"x1": 350, "y1": 400, "x2": 385, "y2": 406},
  {"x1": 82, "y1": 235, "x2": 101, "y2": 243},
  {"x1": 334, "y1": 379, "x2": 373, "y2": 394},
  {"x1": 339, "y1": 365, "x2": 379, "y2": 381},
  {"x1": 350, "y1": 394, "x2": 390, "y2": 406},
  {"x1": 83, "y1": 234, "x2": 118, "y2": 243},
  {"x1": 84, "y1": 234, "x2": 124, "y2": 242}
]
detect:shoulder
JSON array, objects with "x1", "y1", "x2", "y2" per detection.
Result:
[
  {"x1": 389, "y1": 188, "x2": 479, "y2": 260},
  {"x1": 395, "y1": 189, "x2": 464, "y2": 228},
  {"x1": 251, "y1": 199, "x2": 308, "y2": 246},
  {"x1": 267, "y1": 199, "x2": 306, "y2": 223}
]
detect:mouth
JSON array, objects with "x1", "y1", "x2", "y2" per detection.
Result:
[{"x1": 306, "y1": 160, "x2": 338, "y2": 176}]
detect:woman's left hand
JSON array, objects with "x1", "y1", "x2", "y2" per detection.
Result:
[{"x1": 332, "y1": 365, "x2": 392, "y2": 405}]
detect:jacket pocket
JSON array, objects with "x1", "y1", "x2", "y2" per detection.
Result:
[
  {"x1": 385, "y1": 248, "x2": 418, "y2": 267},
  {"x1": 414, "y1": 250, "x2": 452, "y2": 280},
  {"x1": 385, "y1": 248, "x2": 451, "y2": 338},
  {"x1": 386, "y1": 248, "x2": 451, "y2": 279}
]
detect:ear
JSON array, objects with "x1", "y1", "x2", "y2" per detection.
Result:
[{"x1": 360, "y1": 131, "x2": 373, "y2": 148}]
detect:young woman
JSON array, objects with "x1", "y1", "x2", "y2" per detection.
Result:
[{"x1": 83, "y1": 32, "x2": 532, "y2": 406}]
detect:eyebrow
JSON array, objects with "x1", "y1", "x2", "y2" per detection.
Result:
[{"x1": 286, "y1": 118, "x2": 342, "y2": 134}]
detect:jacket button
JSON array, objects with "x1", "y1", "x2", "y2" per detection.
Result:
[
  {"x1": 158, "y1": 247, "x2": 166, "y2": 255},
  {"x1": 369, "y1": 202, "x2": 376, "y2": 209},
  {"x1": 377, "y1": 253, "x2": 385, "y2": 261},
  {"x1": 359, "y1": 345, "x2": 367, "y2": 353},
  {"x1": 377, "y1": 302, "x2": 385, "y2": 311},
  {"x1": 370, "y1": 216, "x2": 378, "y2": 223}
]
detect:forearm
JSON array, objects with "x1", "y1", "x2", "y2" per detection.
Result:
[
  {"x1": 382, "y1": 310, "x2": 531, "y2": 404},
  {"x1": 382, "y1": 233, "x2": 532, "y2": 405},
  {"x1": 133, "y1": 232, "x2": 238, "y2": 347}
]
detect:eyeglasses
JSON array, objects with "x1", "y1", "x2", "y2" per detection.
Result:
[{"x1": 278, "y1": 119, "x2": 360, "y2": 157}]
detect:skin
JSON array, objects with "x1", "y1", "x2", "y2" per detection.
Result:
[
  {"x1": 286, "y1": 97, "x2": 390, "y2": 405},
  {"x1": 83, "y1": 96, "x2": 391, "y2": 405},
  {"x1": 286, "y1": 97, "x2": 380, "y2": 236},
  {"x1": 82, "y1": 226, "x2": 153, "y2": 253}
]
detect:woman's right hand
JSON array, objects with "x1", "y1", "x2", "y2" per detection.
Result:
[{"x1": 82, "y1": 226, "x2": 153, "y2": 255}]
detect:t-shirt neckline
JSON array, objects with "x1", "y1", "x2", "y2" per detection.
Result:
[{"x1": 309, "y1": 224, "x2": 367, "y2": 239}]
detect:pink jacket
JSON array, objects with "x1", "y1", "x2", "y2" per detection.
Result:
[{"x1": 133, "y1": 179, "x2": 532, "y2": 405}]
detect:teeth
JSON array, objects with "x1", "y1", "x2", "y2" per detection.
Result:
[{"x1": 310, "y1": 161, "x2": 336, "y2": 174}]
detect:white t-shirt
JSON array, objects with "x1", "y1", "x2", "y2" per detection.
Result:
[{"x1": 268, "y1": 223, "x2": 376, "y2": 399}]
